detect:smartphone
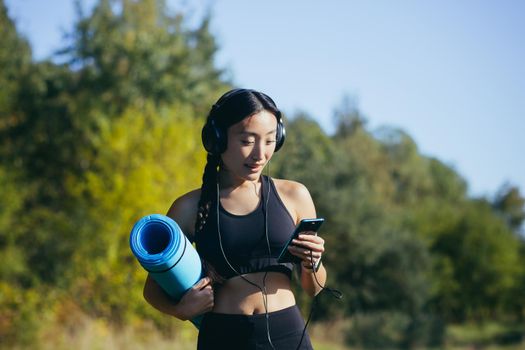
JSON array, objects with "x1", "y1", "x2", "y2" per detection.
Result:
[{"x1": 277, "y1": 218, "x2": 325, "y2": 264}]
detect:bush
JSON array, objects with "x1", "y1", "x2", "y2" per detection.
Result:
[
  {"x1": 345, "y1": 311, "x2": 445, "y2": 349},
  {"x1": 0, "y1": 283, "x2": 47, "y2": 348},
  {"x1": 345, "y1": 311, "x2": 410, "y2": 348}
]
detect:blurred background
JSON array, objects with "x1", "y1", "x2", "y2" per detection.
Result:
[{"x1": 1, "y1": 0, "x2": 524, "y2": 349}]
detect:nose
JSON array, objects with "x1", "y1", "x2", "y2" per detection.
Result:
[{"x1": 251, "y1": 141, "x2": 266, "y2": 161}]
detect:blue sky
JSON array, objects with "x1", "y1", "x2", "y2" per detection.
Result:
[{"x1": 5, "y1": 0, "x2": 525, "y2": 199}]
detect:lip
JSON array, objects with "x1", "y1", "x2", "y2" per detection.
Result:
[{"x1": 245, "y1": 163, "x2": 264, "y2": 172}]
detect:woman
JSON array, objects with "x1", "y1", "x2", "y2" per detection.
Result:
[{"x1": 143, "y1": 88, "x2": 327, "y2": 349}]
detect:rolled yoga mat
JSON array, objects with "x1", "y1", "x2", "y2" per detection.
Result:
[{"x1": 129, "y1": 214, "x2": 204, "y2": 328}]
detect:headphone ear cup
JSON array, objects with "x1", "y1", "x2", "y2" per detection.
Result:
[
  {"x1": 201, "y1": 123, "x2": 216, "y2": 154},
  {"x1": 274, "y1": 120, "x2": 286, "y2": 152},
  {"x1": 216, "y1": 127, "x2": 227, "y2": 154},
  {"x1": 202, "y1": 120, "x2": 227, "y2": 154}
]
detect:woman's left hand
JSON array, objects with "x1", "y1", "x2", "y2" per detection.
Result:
[{"x1": 288, "y1": 233, "x2": 325, "y2": 269}]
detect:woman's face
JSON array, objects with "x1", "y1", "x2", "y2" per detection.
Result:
[{"x1": 221, "y1": 110, "x2": 278, "y2": 182}]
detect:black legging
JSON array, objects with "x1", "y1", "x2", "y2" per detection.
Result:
[{"x1": 197, "y1": 305, "x2": 313, "y2": 350}]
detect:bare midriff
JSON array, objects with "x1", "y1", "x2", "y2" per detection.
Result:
[{"x1": 212, "y1": 271, "x2": 296, "y2": 314}]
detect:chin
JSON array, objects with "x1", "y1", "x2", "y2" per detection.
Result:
[
  {"x1": 241, "y1": 170, "x2": 263, "y2": 181},
  {"x1": 244, "y1": 173, "x2": 261, "y2": 181}
]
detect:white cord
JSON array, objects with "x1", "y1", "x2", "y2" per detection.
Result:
[{"x1": 215, "y1": 175, "x2": 275, "y2": 349}]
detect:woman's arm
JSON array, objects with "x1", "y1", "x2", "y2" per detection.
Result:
[
  {"x1": 142, "y1": 189, "x2": 214, "y2": 319},
  {"x1": 143, "y1": 275, "x2": 213, "y2": 320},
  {"x1": 279, "y1": 180, "x2": 327, "y2": 296},
  {"x1": 290, "y1": 234, "x2": 327, "y2": 296}
]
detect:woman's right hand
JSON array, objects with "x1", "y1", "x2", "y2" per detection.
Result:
[{"x1": 177, "y1": 277, "x2": 214, "y2": 320}]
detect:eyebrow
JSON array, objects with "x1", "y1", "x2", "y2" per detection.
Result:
[{"x1": 238, "y1": 130, "x2": 276, "y2": 136}]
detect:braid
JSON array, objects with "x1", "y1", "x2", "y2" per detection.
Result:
[
  {"x1": 194, "y1": 153, "x2": 220, "y2": 236},
  {"x1": 194, "y1": 153, "x2": 225, "y2": 283}
]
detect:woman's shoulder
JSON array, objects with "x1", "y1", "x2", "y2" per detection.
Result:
[
  {"x1": 271, "y1": 178, "x2": 311, "y2": 199},
  {"x1": 166, "y1": 188, "x2": 201, "y2": 234},
  {"x1": 270, "y1": 177, "x2": 316, "y2": 220}
]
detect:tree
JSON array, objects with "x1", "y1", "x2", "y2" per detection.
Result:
[
  {"x1": 0, "y1": 0, "x2": 31, "y2": 118},
  {"x1": 430, "y1": 199, "x2": 522, "y2": 321},
  {"x1": 492, "y1": 183, "x2": 525, "y2": 233},
  {"x1": 64, "y1": 104, "x2": 205, "y2": 324},
  {"x1": 273, "y1": 113, "x2": 431, "y2": 321},
  {"x1": 62, "y1": 0, "x2": 227, "y2": 115}
]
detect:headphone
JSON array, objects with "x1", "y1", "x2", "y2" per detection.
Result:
[{"x1": 201, "y1": 89, "x2": 286, "y2": 155}]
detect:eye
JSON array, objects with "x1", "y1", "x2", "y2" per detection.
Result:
[
  {"x1": 266, "y1": 140, "x2": 276, "y2": 145},
  {"x1": 241, "y1": 140, "x2": 255, "y2": 145}
]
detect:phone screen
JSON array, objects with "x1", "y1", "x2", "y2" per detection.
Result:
[{"x1": 277, "y1": 218, "x2": 324, "y2": 263}]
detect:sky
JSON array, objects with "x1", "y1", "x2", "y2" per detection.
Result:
[{"x1": 5, "y1": 0, "x2": 525, "y2": 199}]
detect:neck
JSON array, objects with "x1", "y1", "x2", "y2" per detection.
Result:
[{"x1": 218, "y1": 169, "x2": 262, "y2": 190}]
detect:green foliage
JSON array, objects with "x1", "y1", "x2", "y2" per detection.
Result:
[
  {"x1": 63, "y1": 0, "x2": 227, "y2": 114},
  {"x1": 492, "y1": 183, "x2": 525, "y2": 233},
  {"x1": 0, "y1": 283, "x2": 44, "y2": 347},
  {"x1": 345, "y1": 311, "x2": 412, "y2": 348},
  {"x1": 446, "y1": 321, "x2": 525, "y2": 348},
  {"x1": 0, "y1": 0, "x2": 524, "y2": 347},
  {"x1": 274, "y1": 107, "x2": 523, "y2": 346},
  {"x1": 274, "y1": 115, "x2": 432, "y2": 322},
  {"x1": 430, "y1": 199, "x2": 522, "y2": 321},
  {"x1": 65, "y1": 104, "x2": 205, "y2": 324},
  {"x1": 0, "y1": 0, "x2": 32, "y2": 117},
  {"x1": 344, "y1": 311, "x2": 445, "y2": 349},
  {"x1": 0, "y1": 0, "x2": 224, "y2": 344}
]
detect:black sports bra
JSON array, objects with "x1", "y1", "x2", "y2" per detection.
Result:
[{"x1": 195, "y1": 176, "x2": 296, "y2": 280}]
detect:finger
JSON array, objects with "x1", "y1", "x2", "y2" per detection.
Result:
[
  {"x1": 302, "y1": 254, "x2": 322, "y2": 263},
  {"x1": 303, "y1": 252, "x2": 321, "y2": 262},
  {"x1": 201, "y1": 290, "x2": 213, "y2": 305},
  {"x1": 302, "y1": 259, "x2": 318, "y2": 267},
  {"x1": 292, "y1": 240, "x2": 325, "y2": 253},
  {"x1": 193, "y1": 277, "x2": 211, "y2": 289},
  {"x1": 295, "y1": 246, "x2": 322, "y2": 258},
  {"x1": 288, "y1": 245, "x2": 309, "y2": 259},
  {"x1": 197, "y1": 284, "x2": 213, "y2": 298},
  {"x1": 289, "y1": 245, "x2": 322, "y2": 259},
  {"x1": 297, "y1": 234, "x2": 324, "y2": 243},
  {"x1": 306, "y1": 252, "x2": 322, "y2": 259},
  {"x1": 293, "y1": 245, "x2": 321, "y2": 256}
]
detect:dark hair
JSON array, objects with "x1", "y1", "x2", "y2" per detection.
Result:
[
  {"x1": 210, "y1": 89, "x2": 281, "y2": 131},
  {"x1": 194, "y1": 89, "x2": 281, "y2": 236},
  {"x1": 194, "y1": 89, "x2": 282, "y2": 282}
]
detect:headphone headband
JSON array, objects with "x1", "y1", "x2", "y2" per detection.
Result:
[{"x1": 201, "y1": 89, "x2": 286, "y2": 154}]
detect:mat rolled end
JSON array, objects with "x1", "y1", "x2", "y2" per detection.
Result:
[{"x1": 129, "y1": 214, "x2": 204, "y2": 329}]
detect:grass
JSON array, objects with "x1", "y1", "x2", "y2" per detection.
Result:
[
  {"x1": 4, "y1": 315, "x2": 524, "y2": 350},
  {"x1": 445, "y1": 321, "x2": 524, "y2": 349}
]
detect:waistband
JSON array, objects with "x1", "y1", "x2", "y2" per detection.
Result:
[{"x1": 205, "y1": 304, "x2": 298, "y2": 321}]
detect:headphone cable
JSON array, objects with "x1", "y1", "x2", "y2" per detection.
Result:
[
  {"x1": 215, "y1": 166, "x2": 342, "y2": 350},
  {"x1": 295, "y1": 251, "x2": 343, "y2": 350},
  {"x1": 215, "y1": 177, "x2": 276, "y2": 349},
  {"x1": 263, "y1": 164, "x2": 274, "y2": 348}
]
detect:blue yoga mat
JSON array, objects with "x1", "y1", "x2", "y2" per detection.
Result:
[{"x1": 129, "y1": 214, "x2": 204, "y2": 328}]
